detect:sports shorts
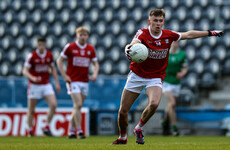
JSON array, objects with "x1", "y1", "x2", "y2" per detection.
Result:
[
  {"x1": 162, "y1": 82, "x2": 181, "y2": 97},
  {"x1": 27, "y1": 83, "x2": 54, "y2": 99},
  {"x1": 66, "y1": 81, "x2": 89, "y2": 96},
  {"x1": 124, "y1": 71, "x2": 163, "y2": 94}
]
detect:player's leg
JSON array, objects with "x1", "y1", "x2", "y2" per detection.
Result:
[
  {"x1": 112, "y1": 89, "x2": 139, "y2": 144},
  {"x1": 164, "y1": 91, "x2": 176, "y2": 125},
  {"x1": 68, "y1": 92, "x2": 86, "y2": 139},
  {"x1": 43, "y1": 94, "x2": 57, "y2": 136},
  {"x1": 133, "y1": 86, "x2": 162, "y2": 144},
  {"x1": 70, "y1": 92, "x2": 86, "y2": 139},
  {"x1": 26, "y1": 83, "x2": 40, "y2": 137},
  {"x1": 141, "y1": 86, "x2": 162, "y2": 124},
  {"x1": 163, "y1": 91, "x2": 175, "y2": 135},
  {"x1": 162, "y1": 82, "x2": 170, "y2": 131},
  {"x1": 27, "y1": 98, "x2": 37, "y2": 137},
  {"x1": 41, "y1": 84, "x2": 57, "y2": 136},
  {"x1": 113, "y1": 71, "x2": 143, "y2": 144},
  {"x1": 164, "y1": 91, "x2": 179, "y2": 136},
  {"x1": 44, "y1": 94, "x2": 57, "y2": 123}
]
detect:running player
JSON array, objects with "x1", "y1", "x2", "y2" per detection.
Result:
[
  {"x1": 112, "y1": 8, "x2": 223, "y2": 144},
  {"x1": 162, "y1": 41, "x2": 187, "y2": 136},
  {"x1": 56, "y1": 26, "x2": 99, "y2": 139},
  {"x1": 23, "y1": 37, "x2": 60, "y2": 137}
]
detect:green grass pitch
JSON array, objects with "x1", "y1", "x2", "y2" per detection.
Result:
[{"x1": 0, "y1": 136, "x2": 230, "y2": 150}]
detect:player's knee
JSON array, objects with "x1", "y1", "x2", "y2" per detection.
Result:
[
  {"x1": 172, "y1": 103, "x2": 176, "y2": 108},
  {"x1": 170, "y1": 100, "x2": 176, "y2": 108},
  {"x1": 119, "y1": 108, "x2": 128, "y2": 117},
  {"x1": 53, "y1": 103, "x2": 57, "y2": 109},
  {"x1": 149, "y1": 101, "x2": 159, "y2": 110}
]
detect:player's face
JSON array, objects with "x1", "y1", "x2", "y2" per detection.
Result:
[
  {"x1": 36, "y1": 41, "x2": 46, "y2": 52},
  {"x1": 148, "y1": 15, "x2": 164, "y2": 35},
  {"x1": 76, "y1": 31, "x2": 89, "y2": 45}
]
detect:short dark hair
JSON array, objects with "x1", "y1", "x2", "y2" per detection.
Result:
[
  {"x1": 37, "y1": 37, "x2": 46, "y2": 43},
  {"x1": 149, "y1": 9, "x2": 165, "y2": 18}
]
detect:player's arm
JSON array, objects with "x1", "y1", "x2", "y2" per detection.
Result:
[
  {"x1": 89, "y1": 61, "x2": 99, "y2": 82},
  {"x1": 176, "y1": 66, "x2": 188, "y2": 79},
  {"x1": 125, "y1": 40, "x2": 140, "y2": 60},
  {"x1": 22, "y1": 66, "x2": 41, "y2": 83},
  {"x1": 180, "y1": 30, "x2": 223, "y2": 40},
  {"x1": 56, "y1": 56, "x2": 71, "y2": 83},
  {"x1": 50, "y1": 65, "x2": 61, "y2": 93}
]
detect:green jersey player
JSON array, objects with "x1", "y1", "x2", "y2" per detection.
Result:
[{"x1": 162, "y1": 41, "x2": 188, "y2": 136}]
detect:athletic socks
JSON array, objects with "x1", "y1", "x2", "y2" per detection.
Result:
[
  {"x1": 28, "y1": 127, "x2": 33, "y2": 132},
  {"x1": 77, "y1": 126, "x2": 85, "y2": 135},
  {"x1": 119, "y1": 131, "x2": 127, "y2": 140},
  {"x1": 172, "y1": 125, "x2": 178, "y2": 132},
  {"x1": 135, "y1": 119, "x2": 146, "y2": 130},
  {"x1": 69, "y1": 127, "x2": 76, "y2": 135}
]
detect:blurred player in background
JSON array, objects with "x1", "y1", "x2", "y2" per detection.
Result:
[
  {"x1": 22, "y1": 37, "x2": 60, "y2": 137},
  {"x1": 56, "y1": 26, "x2": 99, "y2": 139},
  {"x1": 112, "y1": 8, "x2": 223, "y2": 145},
  {"x1": 162, "y1": 41, "x2": 187, "y2": 136}
]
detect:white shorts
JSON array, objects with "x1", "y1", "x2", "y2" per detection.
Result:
[
  {"x1": 27, "y1": 83, "x2": 55, "y2": 99},
  {"x1": 66, "y1": 82, "x2": 89, "y2": 96},
  {"x1": 162, "y1": 82, "x2": 181, "y2": 97},
  {"x1": 124, "y1": 71, "x2": 163, "y2": 94}
]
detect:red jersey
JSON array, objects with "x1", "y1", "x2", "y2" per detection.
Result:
[
  {"x1": 24, "y1": 49, "x2": 54, "y2": 84},
  {"x1": 130, "y1": 27, "x2": 181, "y2": 80},
  {"x1": 61, "y1": 41, "x2": 97, "y2": 82}
]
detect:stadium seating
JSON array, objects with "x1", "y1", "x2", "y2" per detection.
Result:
[{"x1": 0, "y1": 0, "x2": 229, "y2": 108}]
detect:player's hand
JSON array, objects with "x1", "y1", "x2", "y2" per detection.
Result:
[
  {"x1": 55, "y1": 83, "x2": 61, "y2": 93},
  {"x1": 32, "y1": 76, "x2": 42, "y2": 83},
  {"x1": 176, "y1": 72, "x2": 184, "y2": 79},
  {"x1": 208, "y1": 30, "x2": 223, "y2": 37},
  {"x1": 89, "y1": 74, "x2": 97, "y2": 82},
  {"x1": 63, "y1": 75, "x2": 71, "y2": 83},
  {"x1": 125, "y1": 45, "x2": 132, "y2": 61}
]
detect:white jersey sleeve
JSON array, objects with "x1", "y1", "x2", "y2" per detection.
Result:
[
  {"x1": 60, "y1": 43, "x2": 70, "y2": 59},
  {"x1": 24, "y1": 53, "x2": 32, "y2": 68}
]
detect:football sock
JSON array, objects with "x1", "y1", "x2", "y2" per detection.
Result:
[
  {"x1": 135, "y1": 119, "x2": 146, "y2": 130},
  {"x1": 172, "y1": 125, "x2": 178, "y2": 131},
  {"x1": 119, "y1": 131, "x2": 127, "y2": 140},
  {"x1": 45, "y1": 123, "x2": 49, "y2": 128},
  {"x1": 119, "y1": 135, "x2": 127, "y2": 140},
  {"x1": 28, "y1": 127, "x2": 33, "y2": 132},
  {"x1": 69, "y1": 127, "x2": 76, "y2": 134},
  {"x1": 77, "y1": 126, "x2": 83, "y2": 134}
]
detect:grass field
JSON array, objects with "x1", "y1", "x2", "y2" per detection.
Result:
[{"x1": 0, "y1": 136, "x2": 230, "y2": 150}]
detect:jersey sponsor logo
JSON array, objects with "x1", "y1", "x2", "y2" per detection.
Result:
[
  {"x1": 149, "y1": 48, "x2": 169, "y2": 59},
  {"x1": 73, "y1": 56, "x2": 90, "y2": 67},
  {"x1": 87, "y1": 51, "x2": 91, "y2": 55},
  {"x1": 35, "y1": 65, "x2": 49, "y2": 72}
]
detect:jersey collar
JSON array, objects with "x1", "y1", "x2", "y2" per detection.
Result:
[
  {"x1": 75, "y1": 40, "x2": 87, "y2": 49},
  {"x1": 148, "y1": 26, "x2": 162, "y2": 39},
  {"x1": 36, "y1": 49, "x2": 47, "y2": 58}
]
